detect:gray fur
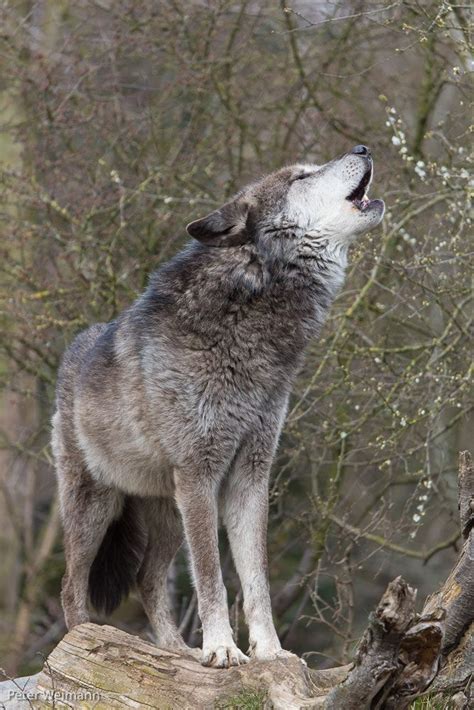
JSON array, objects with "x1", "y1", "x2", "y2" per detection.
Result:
[{"x1": 52, "y1": 149, "x2": 384, "y2": 667}]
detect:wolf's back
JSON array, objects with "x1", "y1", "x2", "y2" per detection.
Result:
[{"x1": 55, "y1": 322, "x2": 109, "y2": 414}]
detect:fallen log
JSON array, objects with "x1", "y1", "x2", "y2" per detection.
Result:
[{"x1": 27, "y1": 622, "x2": 346, "y2": 709}]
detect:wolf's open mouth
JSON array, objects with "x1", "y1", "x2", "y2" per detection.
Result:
[{"x1": 347, "y1": 166, "x2": 372, "y2": 211}]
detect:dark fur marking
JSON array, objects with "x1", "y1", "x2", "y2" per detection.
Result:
[{"x1": 88, "y1": 497, "x2": 147, "y2": 615}]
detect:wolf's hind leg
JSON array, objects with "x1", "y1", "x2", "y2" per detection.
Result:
[
  {"x1": 137, "y1": 497, "x2": 195, "y2": 654},
  {"x1": 57, "y1": 457, "x2": 123, "y2": 629}
]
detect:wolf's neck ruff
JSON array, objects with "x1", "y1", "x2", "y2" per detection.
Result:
[{"x1": 143, "y1": 237, "x2": 346, "y2": 352}]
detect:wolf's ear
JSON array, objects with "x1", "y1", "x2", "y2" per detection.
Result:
[{"x1": 186, "y1": 198, "x2": 250, "y2": 247}]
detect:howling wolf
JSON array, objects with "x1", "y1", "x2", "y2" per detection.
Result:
[{"x1": 52, "y1": 145, "x2": 384, "y2": 667}]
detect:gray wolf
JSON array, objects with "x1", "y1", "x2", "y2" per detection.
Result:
[{"x1": 52, "y1": 145, "x2": 384, "y2": 668}]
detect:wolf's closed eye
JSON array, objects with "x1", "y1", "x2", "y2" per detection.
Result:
[{"x1": 292, "y1": 172, "x2": 313, "y2": 182}]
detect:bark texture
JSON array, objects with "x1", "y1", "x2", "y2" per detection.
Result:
[{"x1": 32, "y1": 622, "x2": 348, "y2": 709}]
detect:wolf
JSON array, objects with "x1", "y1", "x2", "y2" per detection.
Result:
[{"x1": 52, "y1": 145, "x2": 384, "y2": 668}]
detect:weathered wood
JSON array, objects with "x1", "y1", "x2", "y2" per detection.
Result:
[
  {"x1": 383, "y1": 451, "x2": 474, "y2": 708},
  {"x1": 458, "y1": 450, "x2": 474, "y2": 538},
  {"x1": 430, "y1": 622, "x2": 473, "y2": 696},
  {"x1": 419, "y1": 452, "x2": 474, "y2": 708},
  {"x1": 383, "y1": 611, "x2": 444, "y2": 709},
  {"x1": 422, "y1": 452, "x2": 474, "y2": 651},
  {"x1": 33, "y1": 623, "x2": 348, "y2": 709},
  {"x1": 324, "y1": 577, "x2": 417, "y2": 709}
]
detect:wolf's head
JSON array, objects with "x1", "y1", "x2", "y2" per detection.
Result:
[{"x1": 187, "y1": 146, "x2": 384, "y2": 254}]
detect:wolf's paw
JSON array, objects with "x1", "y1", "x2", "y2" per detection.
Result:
[
  {"x1": 250, "y1": 643, "x2": 301, "y2": 663},
  {"x1": 201, "y1": 642, "x2": 249, "y2": 668}
]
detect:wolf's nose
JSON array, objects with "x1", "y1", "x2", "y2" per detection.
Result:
[{"x1": 351, "y1": 145, "x2": 371, "y2": 157}]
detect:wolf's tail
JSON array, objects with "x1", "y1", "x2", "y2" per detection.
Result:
[{"x1": 88, "y1": 497, "x2": 147, "y2": 615}]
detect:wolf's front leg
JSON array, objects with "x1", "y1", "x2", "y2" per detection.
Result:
[
  {"x1": 174, "y1": 469, "x2": 248, "y2": 668},
  {"x1": 222, "y1": 439, "x2": 294, "y2": 661}
]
